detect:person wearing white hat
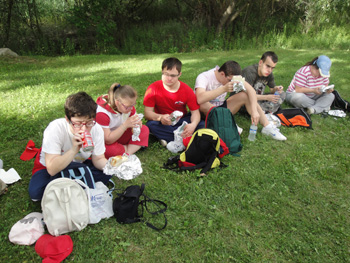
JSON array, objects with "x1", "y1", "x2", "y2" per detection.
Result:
[{"x1": 286, "y1": 55, "x2": 335, "y2": 114}]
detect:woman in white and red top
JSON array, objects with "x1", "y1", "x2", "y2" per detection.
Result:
[
  {"x1": 96, "y1": 83, "x2": 149, "y2": 159},
  {"x1": 286, "y1": 55, "x2": 334, "y2": 114}
]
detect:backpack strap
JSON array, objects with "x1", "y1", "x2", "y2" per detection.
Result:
[
  {"x1": 60, "y1": 163, "x2": 96, "y2": 189},
  {"x1": 139, "y1": 194, "x2": 168, "y2": 231},
  {"x1": 204, "y1": 106, "x2": 216, "y2": 127},
  {"x1": 163, "y1": 155, "x2": 181, "y2": 170},
  {"x1": 200, "y1": 150, "x2": 217, "y2": 174}
]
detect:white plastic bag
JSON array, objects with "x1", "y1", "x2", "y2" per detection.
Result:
[
  {"x1": 328, "y1": 110, "x2": 346, "y2": 118},
  {"x1": 0, "y1": 168, "x2": 21, "y2": 184},
  {"x1": 75, "y1": 180, "x2": 114, "y2": 224},
  {"x1": 167, "y1": 121, "x2": 187, "y2": 153},
  {"x1": 86, "y1": 182, "x2": 114, "y2": 224},
  {"x1": 265, "y1": 113, "x2": 281, "y2": 127},
  {"x1": 132, "y1": 113, "x2": 144, "y2": 141}
]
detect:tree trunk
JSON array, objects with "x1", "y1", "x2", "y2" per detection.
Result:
[
  {"x1": 217, "y1": 1, "x2": 237, "y2": 35},
  {"x1": 4, "y1": 0, "x2": 14, "y2": 45},
  {"x1": 216, "y1": 1, "x2": 250, "y2": 35}
]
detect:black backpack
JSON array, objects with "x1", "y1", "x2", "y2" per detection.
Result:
[
  {"x1": 113, "y1": 184, "x2": 167, "y2": 231},
  {"x1": 274, "y1": 108, "x2": 312, "y2": 129},
  {"x1": 331, "y1": 90, "x2": 350, "y2": 112},
  {"x1": 163, "y1": 128, "x2": 227, "y2": 175}
]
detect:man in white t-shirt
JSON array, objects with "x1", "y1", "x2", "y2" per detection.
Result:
[
  {"x1": 194, "y1": 60, "x2": 287, "y2": 141},
  {"x1": 28, "y1": 92, "x2": 112, "y2": 200}
]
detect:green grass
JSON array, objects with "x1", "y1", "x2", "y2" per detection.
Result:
[{"x1": 1, "y1": 49, "x2": 350, "y2": 262}]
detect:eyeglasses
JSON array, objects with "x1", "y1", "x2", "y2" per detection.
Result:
[
  {"x1": 162, "y1": 72, "x2": 180, "y2": 78},
  {"x1": 70, "y1": 120, "x2": 96, "y2": 128},
  {"x1": 118, "y1": 100, "x2": 135, "y2": 110}
]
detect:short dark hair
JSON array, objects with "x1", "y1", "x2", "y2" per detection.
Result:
[
  {"x1": 162, "y1": 57, "x2": 182, "y2": 73},
  {"x1": 218, "y1": 61, "x2": 242, "y2": 76},
  {"x1": 261, "y1": 51, "x2": 278, "y2": 63},
  {"x1": 64, "y1": 91, "x2": 97, "y2": 120}
]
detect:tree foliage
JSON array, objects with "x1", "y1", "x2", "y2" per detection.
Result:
[{"x1": 0, "y1": 0, "x2": 349, "y2": 55}]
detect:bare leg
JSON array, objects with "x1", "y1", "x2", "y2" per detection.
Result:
[
  {"x1": 125, "y1": 144, "x2": 142, "y2": 155},
  {"x1": 227, "y1": 93, "x2": 269, "y2": 127},
  {"x1": 199, "y1": 102, "x2": 215, "y2": 116}
]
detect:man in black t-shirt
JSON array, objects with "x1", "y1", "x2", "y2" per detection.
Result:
[{"x1": 241, "y1": 51, "x2": 285, "y2": 113}]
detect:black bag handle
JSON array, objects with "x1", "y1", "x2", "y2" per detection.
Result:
[{"x1": 139, "y1": 193, "x2": 168, "y2": 231}]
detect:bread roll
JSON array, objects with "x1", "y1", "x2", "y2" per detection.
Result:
[
  {"x1": 232, "y1": 75, "x2": 245, "y2": 82},
  {"x1": 110, "y1": 155, "x2": 128, "y2": 167}
]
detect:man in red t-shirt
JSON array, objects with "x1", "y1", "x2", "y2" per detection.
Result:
[{"x1": 143, "y1": 57, "x2": 204, "y2": 145}]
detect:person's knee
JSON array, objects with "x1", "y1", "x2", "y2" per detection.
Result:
[
  {"x1": 230, "y1": 92, "x2": 248, "y2": 102},
  {"x1": 227, "y1": 92, "x2": 248, "y2": 112},
  {"x1": 289, "y1": 93, "x2": 304, "y2": 104},
  {"x1": 28, "y1": 184, "x2": 44, "y2": 200},
  {"x1": 141, "y1": 125, "x2": 150, "y2": 136},
  {"x1": 327, "y1": 92, "x2": 335, "y2": 100},
  {"x1": 146, "y1": 120, "x2": 159, "y2": 134}
]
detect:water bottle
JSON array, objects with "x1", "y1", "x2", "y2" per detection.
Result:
[
  {"x1": 275, "y1": 91, "x2": 282, "y2": 104},
  {"x1": 248, "y1": 124, "x2": 257, "y2": 141},
  {"x1": 267, "y1": 91, "x2": 281, "y2": 112}
]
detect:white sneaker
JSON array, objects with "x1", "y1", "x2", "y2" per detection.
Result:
[
  {"x1": 307, "y1": 107, "x2": 315, "y2": 115},
  {"x1": 167, "y1": 141, "x2": 185, "y2": 153},
  {"x1": 261, "y1": 124, "x2": 287, "y2": 141},
  {"x1": 236, "y1": 124, "x2": 243, "y2": 135},
  {"x1": 159, "y1": 139, "x2": 168, "y2": 147}
]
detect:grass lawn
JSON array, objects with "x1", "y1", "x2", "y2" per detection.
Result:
[{"x1": 0, "y1": 49, "x2": 349, "y2": 262}]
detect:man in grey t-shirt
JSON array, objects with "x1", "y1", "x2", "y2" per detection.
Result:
[{"x1": 241, "y1": 51, "x2": 285, "y2": 113}]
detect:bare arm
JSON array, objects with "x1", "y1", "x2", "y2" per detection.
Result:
[
  {"x1": 144, "y1": 106, "x2": 171, "y2": 125},
  {"x1": 195, "y1": 82, "x2": 233, "y2": 105},
  {"x1": 256, "y1": 94, "x2": 279, "y2": 102},
  {"x1": 45, "y1": 132, "x2": 82, "y2": 176},
  {"x1": 182, "y1": 109, "x2": 201, "y2": 138},
  {"x1": 295, "y1": 85, "x2": 322, "y2": 95},
  {"x1": 256, "y1": 85, "x2": 284, "y2": 102},
  {"x1": 91, "y1": 154, "x2": 108, "y2": 170},
  {"x1": 103, "y1": 114, "x2": 140, "y2": 144}
]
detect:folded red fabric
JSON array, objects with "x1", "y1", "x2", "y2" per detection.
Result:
[
  {"x1": 35, "y1": 234, "x2": 73, "y2": 263},
  {"x1": 20, "y1": 140, "x2": 40, "y2": 161}
]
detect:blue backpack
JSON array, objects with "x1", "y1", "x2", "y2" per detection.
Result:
[{"x1": 205, "y1": 107, "x2": 242, "y2": 155}]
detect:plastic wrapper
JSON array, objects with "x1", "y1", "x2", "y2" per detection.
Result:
[
  {"x1": 265, "y1": 113, "x2": 281, "y2": 127},
  {"x1": 328, "y1": 110, "x2": 346, "y2": 118},
  {"x1": 132, "y1": 113, "x2": 144, "y2": 141},
  {"x1": 232, "y1": 82, "x2": 246, "y2": 93},
  {"x1": 167, "y1": 121, "x2": 187, "y2": 153},
  {"x1": 259, "y1": 92, "x2": 286, "y2": 113},
  {"x1": 231, "y1": 76, "x2": 246, "y2": 93},
  {"x1": 170, "y1": 111, "x2": 183, "y2": 126},
  {"x1": 103, "y1": 154, "x2": 142, "y2": 180},
  {"x1": 0, "y1": 168, "x2": 21, "y2": 184}
]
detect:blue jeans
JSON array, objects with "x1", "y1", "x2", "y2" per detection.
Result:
[{"x1": 146, "y1": 113, "x2": 205, "y2": 142}]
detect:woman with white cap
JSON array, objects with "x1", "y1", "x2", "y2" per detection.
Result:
[{"x1": 286, "y1": 55, "x2": 334, "y2": 114}]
